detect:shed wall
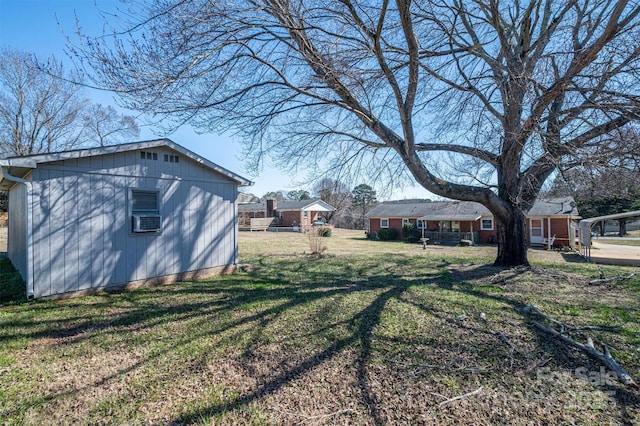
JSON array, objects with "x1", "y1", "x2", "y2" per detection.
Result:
[
  {"x1": 7, "y1": 184, "x2": 27, "y2": 280},
  {"x1": 29, "y1": 147, "x2": 238, "y2": 298}
]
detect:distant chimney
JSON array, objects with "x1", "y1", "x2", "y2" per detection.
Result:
[{"x1": 266, "y1": 199, "x2": 277, "y2": 217}]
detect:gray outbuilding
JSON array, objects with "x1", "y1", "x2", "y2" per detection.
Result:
[{"x1": 0, "y1": 139, "x2": 252, "y2": 299}]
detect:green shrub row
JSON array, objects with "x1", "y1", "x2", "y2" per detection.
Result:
[{"x1": 376, "y1": 228, "x2": 397, "y2": 240}]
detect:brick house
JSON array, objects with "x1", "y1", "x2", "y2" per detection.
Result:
[
  {"x1": 366, "y1": 197, "x2": 580, "y2": 247},
  {"x1": 239, "y1": 198, "x2": 335, "y2": 230}
]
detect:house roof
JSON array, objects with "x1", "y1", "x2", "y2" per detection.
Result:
[
  {"x1": 0, "y1": 138, "x2": 253, "y2": 189},
  {"x1": 366, "y1": 200, "x2": 491, "y2": 220},
  {"x1": 367, "y1": 197, "x2": 580, "y2": 220},
  {"x1": 238, "y1": 198, "x2": 336, "y2": 213},
  {"x1": 238, "y1": 192, "x2": 261, "y2": 204},
  {"x1": 528, "y1": 197, "x2": 580, "y2": 217},
  {"x1": 238, "y1": 201, "x2": 267, "y2": 212}
]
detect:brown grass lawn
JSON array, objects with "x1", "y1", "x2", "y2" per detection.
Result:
[{"x1": 0, "y1": 229, "x2": 639, "y2": 425}]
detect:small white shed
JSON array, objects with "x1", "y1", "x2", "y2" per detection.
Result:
[{"x1": 0, "y1": 139, "x2": 252, "y2": 298}]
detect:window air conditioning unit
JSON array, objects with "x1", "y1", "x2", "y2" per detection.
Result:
[{"x1": 132, "y1": 214, "x2": 162, "y2": 232}]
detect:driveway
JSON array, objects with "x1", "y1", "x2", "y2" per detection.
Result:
[{"x1": 589, "y1": 240, "x2": 640, "y2": 266}]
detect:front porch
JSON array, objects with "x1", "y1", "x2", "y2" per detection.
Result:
[{"x1": 421, "y1": 231, "x2": 474, "y2": 244}]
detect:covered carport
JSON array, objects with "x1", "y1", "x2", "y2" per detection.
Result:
[{"x1": 578, "y1": 210, "x2": 640, "y2": 263}]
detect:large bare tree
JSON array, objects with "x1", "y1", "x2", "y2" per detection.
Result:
[
  {"x1": 0, "y1": 49, "x2": 87, "y2": 156},
  {"x1": 0, "y1": 48, "x2": 139, "y2": 156},
  {"x1": 83, "y1": 104, "x2": 141, "y2": 147},
  {"x1": 71, "y1": 0, "x2": 640, "y2": 266}
]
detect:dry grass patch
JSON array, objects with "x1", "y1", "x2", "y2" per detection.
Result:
[{"x1": 0, "y1": 229, "x2": 638, "y2": 424}]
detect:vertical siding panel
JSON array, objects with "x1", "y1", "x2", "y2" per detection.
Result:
[
  {"x1": 183, "y1": 180, "x2": 190, "y2": 272},
  {"x1": 133, "y1": 178, "x2": 145, "y2": 280},
  {"x1": 48, "y1": 169, "x2": 66, "y2": 296},
  {"x1": 34, "y1": 171, "x2": 52, "y2": 297},
  {"x1": 216, "y1": 183, "x2": 224, "y2": 267},
  {"x1": 169, "y1": 180, "x2": 179, "y2": 275},
  {"x1": 101, "y1": 174, "x2": 115, "y2": 286},
  {"x1": 114, "y1": 175, "x2": 128, "y2": 284},
  {"x1": 205, "y1": 182, "x2": 215, "y2": 268},
  {"x1": 126, "y1": 177, "x2": 137, "y2": 281},
  {"x1": 34, "y1": 169, "x2": 55, "y2": 294},
  {"x1": 147, "y1": 181, "x2": 160, "y2": 277},
  {"x1": 7, "y1": 185, "x2": 27, "y2": 288},
  {"x1": 163, "y1": 179, "x2": 175, "y2": 276},
  {"x1": 31, "y1": 173, "x2": 47, "y2": 297},
  {"x1": 88, "y1": 173, "x2": 105, "y2": 288},
  {"x1": 184, "y1": 183, "x2": 193, "y2": 271},
  {"x1": 174, "y1": 180, "x2": 183, "y2": 274},
  {"x1": 195, "y1": 183, "x2": 204, "y2": 270},
  {"x1": 63, "y1": 171, "x2": 79, "y2": 293},
  {"x1": 219, "y1": 184, "x2": 225, "y2": 266},
  {"x1": 77, "y1": 173, "x2": 93, "y2": 290},
  {"x1": 226, "y1": 184, "x2": 235, "y2": 265}
]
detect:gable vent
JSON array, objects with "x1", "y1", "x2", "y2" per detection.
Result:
[
  {"x1": 132, "y1": 214, "x2": 162, "y2": 232},
  {"x1": 140, "y1": 151, "x2": 158, "y2": 160}
]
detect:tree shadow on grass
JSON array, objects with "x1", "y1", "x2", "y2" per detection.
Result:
[
  {"x1": 1, "y1": 254, "x2": 638, "y2": 424},
  {"x1": 437, "y1": 264, "x2": 640, "y2": 416}
]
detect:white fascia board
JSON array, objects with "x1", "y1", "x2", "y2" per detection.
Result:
[{"x1": 301, "y1": 200, "x2": 335, "y2": 212}]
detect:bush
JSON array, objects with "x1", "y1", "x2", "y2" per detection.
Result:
[
  {"x1": 317, "y1": 227, "x2": 332, "y2": 237},
  {"x1": 406, "y1": 235, "x2": 420, "y2": 244},
  {"x1": 308, "y1": 232, "x2": 328, "y2": 254},
  {"x1": 0, "y1": 258, "x2": 26, "y2": 304},
  {"x1": 402, "y1": 223, "x2": 420, "y2": 243},
  {"x1": 401, "y1": 222, "x2": 416, "y2": 238},
  {"x1": 377, "y1": 228, "x2": 398, "y2": 241}
]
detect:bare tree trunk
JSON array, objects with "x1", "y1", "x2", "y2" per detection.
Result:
[
  {"x1": 494, "y1": 209, "x2": 529, "y2": 267},
  {"x1": 618, "y1": 219, "x2": 627, "y2": 237}
]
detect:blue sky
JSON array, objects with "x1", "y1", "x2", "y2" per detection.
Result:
[{"x1": 0, "y1": 0, "x2": 433, "y2": 200}]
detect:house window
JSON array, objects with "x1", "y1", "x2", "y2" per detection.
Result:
[
  {"x1": 417, "y1": 220, "x2": 426, "y2": 229},
  {"x1": 304, "y1": 211, "x2": 308, "y2": 218},
  {"x1": 380, "y1": 218, "x2": 389, "y2": 228},
  {"x1": 481, "y1": 218, "x2": 494, "y2": 230},
  {"x1": 402, "y1": 218, "x2": 410, "y2": 227},
  {"x1": 131, "y1": 189, "x2": 162, "y2": 232},
  {"x1": 451, "y1": 221, "x2": 460, "y2": 232}
]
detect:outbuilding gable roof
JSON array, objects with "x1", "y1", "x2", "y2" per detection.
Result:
[{"x1": 0, "y1": 138, "x2": 253, "y2": 188}]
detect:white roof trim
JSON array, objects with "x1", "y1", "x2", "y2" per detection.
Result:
[
  {"x1": 418, "y1": 214, "x2": 482, "y2": 222},
  {"x1": 0, "y1": 138, "x2": 253, "y2": 186},
  {"x1": 301, "y1": 201, "x2": 334, "y2": 212}
]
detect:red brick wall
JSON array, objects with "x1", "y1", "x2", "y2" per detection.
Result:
[
  {"x1": 275, "y1": 210, "x2": 322, "y2": 227},
  {"x1": 530, "y1": 217, "x2": 571, "y2": 246},
  {"x1": 280, "y1": 211, "x2": 302, "y2": 227},
  {"x1": 369, "y1": 215, "x2": 573, "y2": 246},
  {"x1": 368, "y1": 217, "x2": 499, "y2": 243},
  {"x1": 368, "y1": 217, "x2": 403, "y2": 238}
]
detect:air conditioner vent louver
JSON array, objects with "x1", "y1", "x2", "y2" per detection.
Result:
[{"x1": 132, "y1": 214, "x2": 162, "y2": 232}]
